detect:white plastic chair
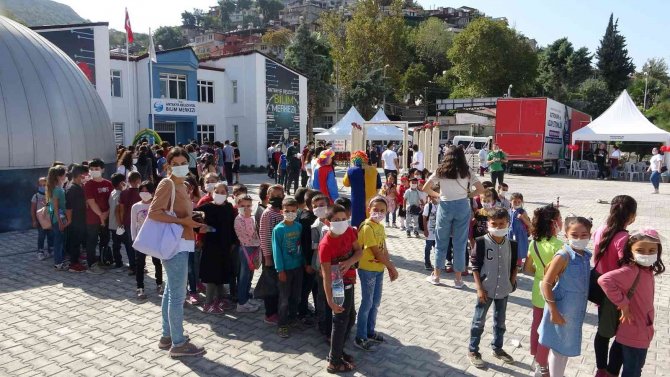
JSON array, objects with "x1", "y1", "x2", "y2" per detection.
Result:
[
  {"x1": 624, "y1": 163, "x2": 641, "y2": 181},
  {"x1": 571, "y1": 160, "x2": 585, "y2": 179},
  {"x1": 586, "y1": 161, "x2": 599, "y2": 179},
  {"x1": 557, "y1": 159, "x2": 568, "y2": 175},
  {"x1": 636, "y1": 162, "x2": 650, "y2": 180}
]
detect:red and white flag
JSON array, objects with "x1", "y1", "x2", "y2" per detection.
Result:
[{"x1": 125, "y1": 8, "x2": 134, "y2": 44}]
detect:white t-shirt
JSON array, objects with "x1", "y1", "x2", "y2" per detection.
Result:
[
  {"x1": 478, "y1": 149, "x2": 489, "y2": 168},
  {"x1": 412, "y1": 150, "x2": 424, "y2": 171},
  {"x1": 422, "y1": 201, "x2": 437, "y2": 240},
  {"x1": 610, "y1": 149, "x2": 621, "y2": 159},
  {"x1": 650, "y1": 154, "x2": 663, "y2": 172},
  {"x1": 426, "y1": 172, "x2": 479, "y2": 202},
  {"x1": 381, "y1": 150, "x2": 398, "y2": 170},
  {"x1": 116, "y1": 165, "x2": 137, "y2": 179},
  {"x1": 130, "y1": 202, "x2": 151, "y2": 240}
]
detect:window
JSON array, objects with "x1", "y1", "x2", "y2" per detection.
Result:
[
  {"x1": 232, "y1": 80, "x2": 238, "y2": 103},
  {"x1": 197, "y1": 124, "x2": 215, "y2": 144},
  {"x1": 321, "y1": 115, "x2": 334, "y2": 128},
  {"x1": 110, "y1": 70, "x2": 122, "y2": 97},
  {"x1": 112, "y1": 122, "x2": 124, "y2": 145},
  {"x1": 197, "y1": 80, "x2": 214, "y2": 103},
  {"x1": 233, "y1": 125, "x2": 239, "y2": 144},
  {"x1": 159, "y1": 73, "x2": 187, "y2": 99}
]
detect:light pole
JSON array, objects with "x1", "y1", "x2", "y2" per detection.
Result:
[
  {"x1": 507, "y1": 84, "x2": 513, "y2": 98},
  {"x1": 382, "y1": 64, "x2": 390, "y2": 112},
  {"x1": 643, "y1": 71, "x2": 649, "y2": 110}
]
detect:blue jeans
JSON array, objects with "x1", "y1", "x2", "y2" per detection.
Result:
[
  {"x1": 52, "y1": 224, "x2": 64, "y2": 264},
  {"x1": 469, "y1": 296, "x2": 508, "y2": 353},
  {"x1": 237, "y1": 246, "x2": 256, "y2": 305},
  {"x1": 424, "y1": 240, "x2": 435, "y2": 265},
  {"x1": 356, "y1": 269, "x2": 384, "y2": 340},
  {"x1": 650, "y1": 171, "x2": 660, "y2": 190},
  {"x1": 607, "y1": 340, "x2": 648, "y2": 377},
  {"x1": 161, "y1": 251, "x2": 189, "y2": 346},
  {"x1": 37, "y1": 225, "x2": 53, "y2": 251},
  {"x1": 385, "y1": 208, "x2": 396, "y2": 224},
  {"x1": 435, "y1": 199, "x2": 471, "y2": 272}
]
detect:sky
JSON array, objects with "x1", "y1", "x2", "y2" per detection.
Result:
[{"x1": 55, "y1": 0, "x2": 668, "y2": 69}]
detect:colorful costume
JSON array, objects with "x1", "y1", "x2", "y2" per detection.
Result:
[
  {"x1": 312, "y1": 150, "x2": 339, "y2": 203},
  {"x1": 344, "y1": 151, "x2": 380, "y2": 228}
]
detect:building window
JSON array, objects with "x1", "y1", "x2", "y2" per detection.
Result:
[
  {"x1": 233, "y1": 125, "x2": 239, "y2": 144},
  {"x1": 197, "y1": 124, "x2": 215, "y2": 144},
  {"x1": 232, "y1": 80, "x2": 238, "y2": 103},
  {"x1": 110, "y1": 70, "x2": 122, "y2": 97},
  {"x1": 197, "y1": 80, "x2": 214, "y2": 103},
  {"x1": 321, "y1": 115, "x2": 334, "y2": 128},
  {"x1": 112, "y1": 122, "x2": 124, "y2": 145},
  {"x1": 159, "y1": 73, "x2": 187, "y2": 99}
]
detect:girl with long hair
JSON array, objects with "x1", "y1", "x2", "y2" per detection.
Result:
[
  {"x1": 116, "y1": 150, "x2": 136, "y2": 180},
  {"x1": 46, "y1": 165, "x2": 68, "y2": 270},
  {"x1": 422, "y1": 145, "x2": 484, "y2": 288}
]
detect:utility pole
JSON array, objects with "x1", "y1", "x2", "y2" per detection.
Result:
[
  {"x1": 643, "y1": 71, "x2": 649, "y2": 110},
  {"x1": 335, "y1": 61, "x2": 339, "y2": 125},
  {"x1": 382, "y1": 64, "x2": 389, "y2": 112}
]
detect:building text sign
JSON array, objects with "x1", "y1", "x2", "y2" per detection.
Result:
[{"x1": 151, "y1": 99, "x2": 197, "y2": 116}]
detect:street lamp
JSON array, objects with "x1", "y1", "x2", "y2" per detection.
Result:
[
  {"x1": 643, "y1": 71, "x2": 649, "y2": 110},
  {"x1": 507, "y1": 84, "x2": 513, "y2": 98},
  {"x1": 382, "y1": 64, "x2": 390, "y2": 112}
]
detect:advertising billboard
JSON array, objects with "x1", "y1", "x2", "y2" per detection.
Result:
[
  {"x1": 266, "y1": 60, "x2": 300, "y2": 149},
  {"x1": 38, "y1": 28, "x2": 96, "y2": 86},
  {"x1": 545, "y1": 98, "x2": 571, "y2": 160}
]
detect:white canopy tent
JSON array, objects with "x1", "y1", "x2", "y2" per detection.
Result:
[
  {"x1": 570, "y1": 90, "x2": 670, "y2": 173},
  {"x1": 366, "y1": 109, "x2": 405, "y2": 141},
  {"x1": 315, "y1": 107, "x2": 405, "y2": 142}
]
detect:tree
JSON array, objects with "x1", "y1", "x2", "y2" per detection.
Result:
[
  {"x1": 181, "y1": 11, "x2": 197, "y2": 28},
  {"x1": 447, "y1": 18, "x2": 538, "y2": 97},
  {"x1": 284, "y1": 22, "x2": 334, "y2": 139},
  {"x1": 642, "y1": 57, "x2": 669, "y2": 83},
  {"x1": 322, "y1": 0, "x2": 408, "y2": 118},
  {"x1": 258, "y1": 0, "x2": 284, "y2": 21},
  {"x1": 537, "y1": 39, "x2": 592, "y2": 101},
  {"x1": 409, "y1": 18, "x2": 454, "y2": 78},
  {"x1": 596, "y1": 14, "x2": 635, "y2": 94},
  {"x1": 629, "y1": 74, "x2": 666, "y2": 109},
  {"x1": 401, "y1": 63, "x2": 429, "y2": 100},
  {"x1": 237, "y1": 0, "x2": 252, "y2": 10},
  {"x1": 566, "y1": 47, "x2": 593, "y2": 88},
  {"x1": 218, "y1": 0, "x2": 236, "y2": 30},
  {"x1": 153, "y1": 26, "x2": 187, "y2": 50},
  {"x1": 578, "y1": 78, "x2": 612, "y2": 117}
]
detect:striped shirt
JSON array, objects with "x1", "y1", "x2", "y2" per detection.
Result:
[{"x1": 259, "y1": 206, "x2": 283, "y2": 266}]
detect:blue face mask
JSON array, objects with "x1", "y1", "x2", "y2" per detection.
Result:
[{"x1": 38, "y1": 187, "x2": 45, "y2": 194}]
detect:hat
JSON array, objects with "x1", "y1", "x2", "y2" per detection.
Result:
[
  {"x1": 350, "y1": 150, "x2": 369, "y2": 166},
  {"x1": 317, "y1": 149, "x2": 335, "y2": 166}
]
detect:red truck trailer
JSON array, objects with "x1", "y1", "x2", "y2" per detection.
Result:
[{"x1": 495, "y1": 98, "x2": 591, "y2": 175}]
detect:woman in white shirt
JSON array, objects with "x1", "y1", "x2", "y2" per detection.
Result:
[
  {"x1": 116, "y1": 151, "x2": 137, "y2": 180},
  {"x1": 422, "y1": 145, "x2": 485, "y2": 288},
  {"x1": 648, "y1": 147, "x2": 664, "y2": 194}
]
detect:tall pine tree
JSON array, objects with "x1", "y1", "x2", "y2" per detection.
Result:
[{"x1": 596, "y1": 14, "x2": 635, "y2": 94}]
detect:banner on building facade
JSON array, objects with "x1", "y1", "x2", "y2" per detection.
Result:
[
  {"x1": 151, "y1": 99, "x2": 197, "y2": 116},
  {"x1": 38, "y1": 28, "x2": 97, "y2": 85},
  {"x1": 266, "y1": 60, "x2": 300, "y2": 149}
]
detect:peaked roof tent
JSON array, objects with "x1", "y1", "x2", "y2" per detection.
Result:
[
  {"x1": 315, "y1": 107, "x2": 404, "y2": 141},
  {"x1": 572, "y1": 90, "x2": 670, "y2": 143}
]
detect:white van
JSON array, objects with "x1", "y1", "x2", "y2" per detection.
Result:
[{"x1": 452, "y1": 136, "x2": 491, "y2": 153}]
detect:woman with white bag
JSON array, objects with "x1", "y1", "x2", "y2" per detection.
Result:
[{"x1": 147, "y1": 147, "x2": 206, "y2": 358}]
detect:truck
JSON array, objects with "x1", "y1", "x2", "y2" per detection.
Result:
[{"x1": 495, "y1": 98, "x2": 591, "y2": 175}]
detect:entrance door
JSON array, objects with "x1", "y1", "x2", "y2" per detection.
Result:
[{"x1": 154, "y1": 122, "x2": 176, "y2": 146}]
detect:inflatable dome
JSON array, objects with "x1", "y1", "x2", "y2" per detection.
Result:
[{"x1": 0, "y1": 16, "x2": 115, "y2": 231}]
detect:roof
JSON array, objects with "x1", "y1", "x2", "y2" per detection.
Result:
[
  {"x1": 200, "y1": 49, "x2": 306, "y2": 78},
  {"x1": 198, "y1": 65, "x2": 226, "y2": 72},
  {"x1": 572, "y1": 90, "x2": 670, "y2": 143},
  {"x1": 134, "y1": 46, "x2": 198, "y2": 62},
  {"x1": 30, "y1": 22, "x2": 109, "y2": 30}
]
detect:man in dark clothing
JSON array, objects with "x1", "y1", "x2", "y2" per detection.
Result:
[
  {"x1": 594, "y1": 143, "x2": 608, "y2": 180},
  {"x1": 285, "y1": 139, "x2": 302, "y2": 195}
]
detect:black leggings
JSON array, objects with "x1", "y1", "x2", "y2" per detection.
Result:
[
  {"x1": 491, "y1": 170, "x2": 504, "y2": 187},
  {"x1": 594, "y1": 305, "x2": 612, "y2": 369}
]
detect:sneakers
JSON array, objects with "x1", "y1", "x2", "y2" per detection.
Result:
[
  {"x1": 86, "y1": 264, "x2": 104, "y2": 275},
  {"x1": 385, "y1": 222, "x2": 390, "y2": 227},
  {"x1": 68, "y1": 263, "x2": 86, "y2": 273},
  {"x1": 426, "y1": 274, "x2": 440, "y2": 285},
  {"x1": 354, "y1": 338, "x2": 374, "y2": 351},
  {"x1": 185, "y1": 293, "x2": 200, "y2": 306},
  {"x1": 392, "y1": 223, "x2": 397, "y2": 228},
  {"x1": 414, "y1": 231, "x2": 420, "y2": 237},
  {"x1": 536, "y1": 365, "x2": 550, "y2": 377},
  {"x1": 454, "y1": 279, "x2": 465, "y2": 289},
  {"x1": 157, "y1": 283, "x2": 164, "y2": 297},
  {"x1": 462, "y1": 270, "x2": 470, "y2": 276},
  {"x1": 277, "y1": 326, "x2": 289, "y2": 338},
  {"x1": 424, "y1": 263, "x2": 433, "y2": 270},
  {"x1": 406, "y1": 231, "x2": 411, "y2": 237},
  {"x1": 203, "y1": 303, "x2": 224, "y2": 315},
  {"x1": 218, "y1": 299, "x2": 235, "y2": 311},
  {"x1": 236, "y1": 302, "x2": 259, "y2": 313},
  {"x1": 367, "y1": 333, "x2": 384, "y2": 343},
  {"x1": 400, "y1": 226, "x2": 406, "y2": 231},
  {"x1": 491, "y1": 348, "x2": 514, "y2": 363},
  {"x1": 158, "y1": 334, "x2": 190, "y2": 350},
  {"x1": 37, "y1": 251, "x2": 47, "y2": 261},
  {"x1": 468, "y1": 351, "x2": 485, "y2": 368},
  {"x1": 197, "y1": 282, "x2": 206, "y2": 293},
  {"x1": 54, "y1": 263, "x2": 68, "y2": 271},
  {"x1": 264, "y1": 314, "x2": 279, "y2": 325},
  {"x1": 137, "y1": 288, "x2": 147, "y2": 300},
  {"x1": 169, "y1": 340, "x2": 206, "y2": 358}
]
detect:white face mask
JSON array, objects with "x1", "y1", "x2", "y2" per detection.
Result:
[
  {"x1": 171, "y1": 165, "x2": 189, "y2": 178},
  {"x1": 313, "y1": 206, "x2": 328, "y2": 219},
  {"x1": 500, "y1": 191, "x2": 508, "y2": 198},
  {"x1": 488, "y1": 227, "x2": 508, "y2": 237},
  {"x1": 634, "y1": 253, "x2": 657, "y2": 267},
  {"x1": 89, "y1": 170, "x2": 102, "y2": 179},
  {"x1": 139, "y1": 192, "x2": 153, "y2": 202},
  {"x1": 205, "y1": 183, "x2": 216, "y2": 193},
  {"x1": 330, "y1": 220, "x2": 349, "y2": 235},
  {"x1": 283, "y1": 212, "x2": 297, "y2": 222},
  {"x1": 410, "y1": 184, "x2": 418, "y2": 189},
  {"x1": 569, "y1": 238, "x2": 589, "y2": 250},
  {"x1": 132, "y1": 158, "x2": 138, "y2": 164},
  {"x1": 213, "y1": 193, "x2": 227, "y2": 205},
  {"x1": 370, "y1": 211, "x2": 385, "y2": 223}
]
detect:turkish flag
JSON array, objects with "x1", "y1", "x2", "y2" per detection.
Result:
[{"x1": 125, "y1": 8, "x2": 134, "y2": 44}]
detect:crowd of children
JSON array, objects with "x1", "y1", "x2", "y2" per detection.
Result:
[{"x1": 30, "y1": 143, "x2": 665, "y2": 376}]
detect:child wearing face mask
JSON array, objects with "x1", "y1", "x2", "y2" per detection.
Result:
[
  {"x1": 257, "y1": 185, "x2": 286, "y2": 325},
  {"x1": 468, "y1": 208, "x2": 518, "y2": 368},
  {"x1": 32, "y1": 177, "x2": 53, "y2": 260},
  {"x1": 130, "y1": 181, "x2": 162, "y2": 300},
  {"x1": 310, "y1": 194, "x2": 333, "y2": 339},
  {"x1": 404, "y1": 178, "x2": 423, "y2": 237},
  {"x1": 272, "y1": 198, "x2": 304, "y2": 338},
  {"x1": 197, "y1": 172, "x2": 220, "y2": 206},
  {"x1": 538, "y1": 216, "x2": 593, "y2": 377},
  {"x1": 508, "y1": 193, "x2": 530, "y2": 268},
  {"x1": 196, "y1": 182, "x2": 239, "y2": 314},
  {"x1": 397, "y1": 176, "x2": 409, "y2": 231},
  {"x1": 380, "y1": 174, "x2": 398, "y2": 228},
  {"x1": 319, "y1": 204, "x2": 363, "y2": 373},
  {"x1": 234, "y1": 195, "x2": 261, "y2": 313},
  {"x1": 598, "y1": 229, "x2": 665, "y2": 377},
  {"x1": 498, "y1": 183, "x2": 511, "y2": 209}
]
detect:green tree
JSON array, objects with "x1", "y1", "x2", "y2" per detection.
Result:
[
  {"x1": 401, "y1": 62, "x2": 429, "y2": 100},
  {"x1": 578, "y1": 78, "x2": 612, "y2": 117},
  {"x1": 258, "y1": 0, "x2": 284, "y2": 21},
  {"x1": 218, "y1": 0, "x2": 236, "y2": 30},
  {"x1": 261, "y1": 28, "x2": 293, "y2": 49},
  {"x1": 447, "y1": 18, "x2": 538, "y2": 97},
  {"x1": 566, "y1": 47, "x2": 593, "y2": 87},
  {"x1": 284, "y1": 22, "x2": 334, "y2": 138},
  {"x1": 642, "y1": 57, "x2": 669, "y2": 83},
  {"x1": 181, "y1": 11, "x2": 197, "y2": 28},
  {"x1": 537, "y1": 39, "x2": 592, "y2": 101},
  {"x1": 153, "y1": 26, "x2": 187, "y2": 50},
  {"x1": 629, "y1": 74, "x2": 666, "y2": 109},
  {"x1": 596, "y1": 14, "x2": 635, "y2": 94},
  {"x1": 409, "y1": 18, "x2": 454, "y2": 77},
  {"x1": 237, "y1": 0, "x2": 252, "y2": 10}
]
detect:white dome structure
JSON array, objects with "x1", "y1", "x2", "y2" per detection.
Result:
[{"x1": 0, "y1": 16, "x2": 114, "y2": 169}]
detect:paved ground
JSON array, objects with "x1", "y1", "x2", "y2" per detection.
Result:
[{"x1": 1, "y1": 170, "x2": 669, "y2": 377}]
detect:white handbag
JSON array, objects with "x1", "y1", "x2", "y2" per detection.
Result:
[{"x1": 132, "y1": 179, "x2": 183, "y2": 260}]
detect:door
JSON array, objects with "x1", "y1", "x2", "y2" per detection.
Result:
[{"x1": 154, "y1": 121, "x2": 176, "y2": 146}]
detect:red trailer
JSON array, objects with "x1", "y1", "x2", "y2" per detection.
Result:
[{"x1": 495, "y1": 98, "x2": 591, "y2": 175}]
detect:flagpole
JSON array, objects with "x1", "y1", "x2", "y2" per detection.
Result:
[
  {"x1": 126, "y1": 13, "x2": 132, "y2": 141},
  {"x1": 149, "y1": 27, "x2": 154, "y2": 131}
]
